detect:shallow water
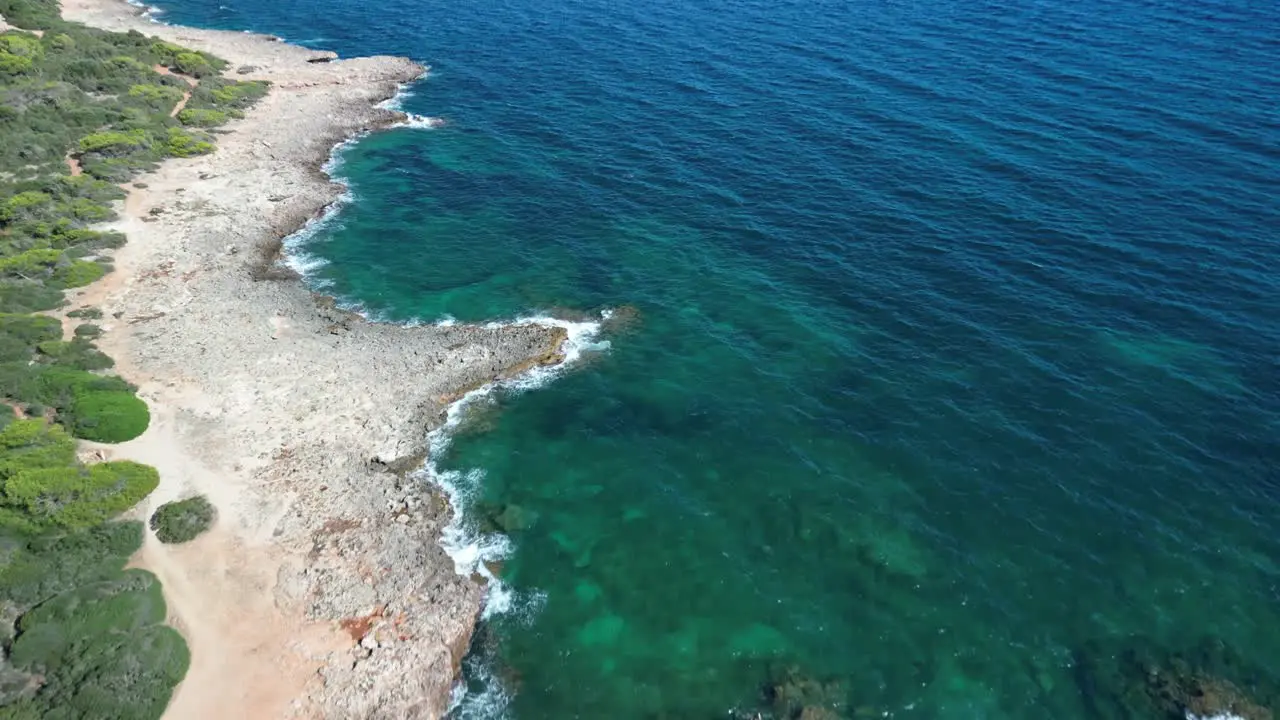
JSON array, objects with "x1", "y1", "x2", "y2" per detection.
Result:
[{"x1": 149, "y1": 0, "x2": 1279, "y2": 715}]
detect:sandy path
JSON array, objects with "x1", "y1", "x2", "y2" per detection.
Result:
[
  {"x1": 152, "y1": 64, "x2": 198, "y2": 117},
  {"x1": 55, "y1": 1, "x2": 572, "y2": 718}
]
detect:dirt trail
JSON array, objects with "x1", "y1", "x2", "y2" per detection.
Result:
[
  {"x1": 152, "y1": 64, "x2": 198, "y2": 117},
  {"x1": 65, "y1": 154, "x2": 83, "y2": 176}
]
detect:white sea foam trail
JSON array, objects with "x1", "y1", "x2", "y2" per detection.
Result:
[
  {"x1": 428, "y1": 313, "x2": 608, "y2": 718},
  {"x1": 422, "y1": 312, "x2": 609, "y2": 585},
  {"x1": 125, "y1": 0, "x2": 164, "y2": 20},
  {"x1": 399, "y1": 113, "x2": 446, "y2": 129}
]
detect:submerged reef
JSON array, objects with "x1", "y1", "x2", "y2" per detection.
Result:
[{"x1": 1074, "y1": 635, "x2": 1275, "y2": 720}]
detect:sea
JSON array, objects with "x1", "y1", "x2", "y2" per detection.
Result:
[{"x1": 136, "y1": 0, "x2": 1279, "y2": 716}]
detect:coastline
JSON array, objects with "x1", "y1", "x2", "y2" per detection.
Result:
[{"x1": 52, "y1": 0, "x2": 575, "y2": 717}]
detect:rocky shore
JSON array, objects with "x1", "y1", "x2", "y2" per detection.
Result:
[{"x1": 55, "y1": 0, "x2": 569, "y2": 717}]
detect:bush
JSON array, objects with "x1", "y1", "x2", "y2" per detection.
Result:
[
  {"x1": 163, "y1": 127, "x2": 214, "y2": 157},
  {"x1": 149, "y1": 495, "x2": 215, "y2": 543},
  {"x1": 0, "y1": 0, "x2": 61, "y2": 29},
  {"x1": 0, "y1": 418, "x2": 75, "y2": 481},
  {"x1": 62, "y1": 390, "x2": 148, "y2": 442},
  {"x1": 172, "y1": 51, "x2": 210, "y2": 77},
  {"x1": 0, "y1": 313, "x2": 60, "y2": 361},
  {"x1": 36, "y1": 338, "x2": 112, "y2": 370},
  {"x1": 176, "y1": 107, "x2": 229, "y2": 127},
  {"x1": 3, "y1": 460, "x2": 158, "y2": 529},
  {"x1": 0, "y1": 249, "x2": 60, "y2": 279},
  {"x1": 207, "y1": 79, "x2": 268, "y2": 108},
  {"x1": 49, "y1": 259, "x2": 104, "y2": 289},
  {"x1": 66, "y1": 306, "x2": 102, "y2": 320},
  {"x1": 9, "y1": 569, "x2": 189, "y2": 720},
  {"x1": 71, "y1": 323, "x2": 100, "y2": 338},
  {"x1": 0, "y1": 33, "x2": 44, "y2": 76},
  {"x1": 78, "y1": 129, "x2": 149, "y2": 156},
  {"x1": 0, "y1": 190, "x2": 51, "y2": 222},
  {"x1": 0, "y1": 281, "x2": 62, "y2": 313},
  {"x1": 126, "y1": 82, "x2": 183, "y2": 109},
  {"x1": 0, "y1": 522, "x2": 144, "y2": 610}
]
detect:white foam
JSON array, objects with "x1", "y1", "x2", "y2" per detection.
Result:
[
  {"x1": 377, "y1": 69, "x2": 431, "y2": 113},
  {"x1": 398, "y1": 113, "x2": 447, "y2": 130},
  {"x1": 277, "y1": 131, "x2": 368, "y2": 281},
  {"x1": 1187, "y1": 714, "x2": 1247, "y2": 720},
  {"x1": 447, "y1": 660, "x2": 512, "y2": 719},
  {"x1": 418, "y1": 312, "x2": 607, "y2": 623},
  {"x1": 125, "y1": 0, "x2": 164, "y2": 20}
]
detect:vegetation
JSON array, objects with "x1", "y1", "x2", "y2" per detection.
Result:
[
  {"x1": 64, "y1": 307, "x2": 100, "y2": 320},
  {"x1": 0, "y1": 2, "x2": 269, "y2": 716},
  {"x1": 149, "y1": 495, "x2": 215, "y2": 544}
]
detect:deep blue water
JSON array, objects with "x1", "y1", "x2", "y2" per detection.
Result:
[{"x1": 144, "y1": 0, "x2": 1278, "y2": 716}]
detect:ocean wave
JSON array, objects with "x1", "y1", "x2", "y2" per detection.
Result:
[
  {"x1": 447, "y1": 657, "x2": 512, "y2": 720},
  {"x1": 398, "y1": 113, "x2": 447, "y2": 130},
  {"x1": 420, "y1": 312, "x2": 608, "y2": 713},
  {"x1": 376, "y1": 69, "x2": 431, "y2": 112},
  {"x1": 125, "y1": 0, "x2": 165, "y2": 21}
]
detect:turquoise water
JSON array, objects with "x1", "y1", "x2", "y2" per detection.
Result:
[{"x1": 148, "y1": 0, "x2": 1279, "y2": 716}]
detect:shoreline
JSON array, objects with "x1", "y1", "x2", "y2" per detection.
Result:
[{"x1": 54, "y1": 0, "x2": 588, "y2": 717}]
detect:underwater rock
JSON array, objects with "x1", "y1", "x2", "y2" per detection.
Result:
[
  {"x1": 1074, "y1": 635, "x2": 1275, "y2": 720},
  {"x1": 494, "y1": 503, "x2": 538, "y2": 532},
  {"x1": 762, "y1": 665, "x2": 848, "y2": 719}
]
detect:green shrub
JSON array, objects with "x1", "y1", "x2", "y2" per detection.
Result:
[
  {"x1": 0, "y1": 0, "x2": 62, "y2": 29},
  {"x1": 0, "y1": 419, "x2": 75, "y2": 481},
  {"x1": 0, "y1": 281, "x2": 62, "y2": 313},
  {"x1": 78, "y1": 129, "x2": 149, "y2": 156},
  {"x1": 8, "y1": 364, "x2": 130, "y2": 410},
  {"x1": 0, "y1": 190, "x2": 51, "y2": 222},
  {"x1": 63, "y1": 390, "x2": 149, "y2": 442},
  {"x1": 207, "y1": 79, "x2": 268, "y2": 108},
  {"x1": 107, "y1": 54, "x2": 150, "y2": 74},
  {"x1": 79, "y1": 155, "x2": 158, "y2": 182},
  {"x1": 71, "y1": 323, "x2": 100, "y2": 339},
  {"x1": 0, "y1": 313, "x2": 60, "y2": 343},
  {"x1": 50, "y1": 259, "x2": 104, "y2": 289},
  {"x1": 163, "y1": 127, "x2": 214, "y2": 157},
  {"x1": 36, "y1": 338, "x2": 112, "y2": 370},
  {"x1": 171, "y1": 51, "x2": 210, "y2": 77},
  {"x1": 0, "y1": 33, "x2": 44, "y2": 76},
  {"x1": 66, "y1": 306, "x2": 102, "y2": 320},
  {"x1": 176, "y1": 107, "x2": 229, "y2": 127},
  {"x1": 0, "y1": 519, "x2": 140, "y2": 598},
  {"x1": 149, "y1": 495, "x2": 215, "y2": 543},
  {"x1": 0, "y1": 313, "x2": 60, "y2": 361},
  {"x1": 3, "y1": 460, "x2": 158, "y2": 528},
  {"x1": 126, "y1": 82, "x2": 183, "y2": 108},
  {"x1": 0, "y1": 248, "x2": 60, "y2": 279}
]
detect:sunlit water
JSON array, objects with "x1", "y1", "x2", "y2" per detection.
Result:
[{"x1": 146, "y1": 0, "x2": 1279, "y2": 715}]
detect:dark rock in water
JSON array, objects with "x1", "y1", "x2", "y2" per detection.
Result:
[
  {"x1": 761, "y1": 665, "x2": 848, "y2": 720},
  {"x1": 494, "y1": 504, "x2": 538, "y2": 532},
  {"x1": 601, "y1": 304, "x2": 642, "y2": 333},
  {"x1": 1074, "y1": 635, "x2": 1276, "y2": 720}
]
